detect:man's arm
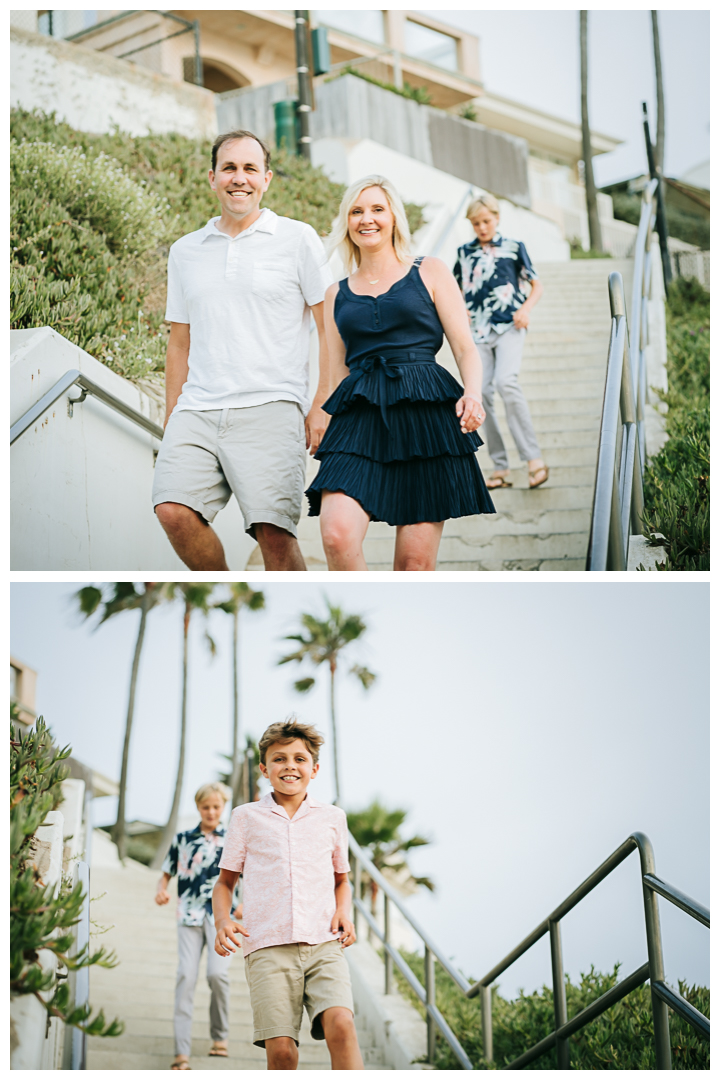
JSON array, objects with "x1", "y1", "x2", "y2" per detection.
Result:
[
  {"x1": 164, "y1": 321, "x2": 190, "y2": 428},
  {"x1": 330, "y1": 872, "x2": 356, "y2": 948},
  {"x1": 213, "y1": 868, "x2": 249, "y2": 955},
  {"x1": 305, "y1": 300, "x2": 330, "y2": 456}
]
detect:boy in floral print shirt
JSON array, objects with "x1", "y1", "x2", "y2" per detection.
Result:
[
  {"x1": 156, "y1": 781, "x2": 241, "y2": 1070},
  {"x1": 213, "y1": 719, "x2": 363, "y2": 1070}
]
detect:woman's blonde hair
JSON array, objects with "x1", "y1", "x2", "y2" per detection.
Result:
[
  {"x1": 329, "y1": 174, "x2": 414, "y2": 274},
  {"x1": 195, "y1": 782, "x2": 230, "y2": 806},
  {"x1": 467, "y1": 192, "x2": 500, "y2": 220}
]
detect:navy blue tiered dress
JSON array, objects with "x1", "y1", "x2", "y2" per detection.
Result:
[{"x1": 305, "y1": 259, "x2": 496, "y2": 526}]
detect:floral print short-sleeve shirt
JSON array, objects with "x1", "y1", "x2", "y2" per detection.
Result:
[
  {"x1": 162, "y1": 824, "x2": 237, "y2": 927},
  {"x1": 453, "y1": 232, "x2": 537, "y2": 344}
]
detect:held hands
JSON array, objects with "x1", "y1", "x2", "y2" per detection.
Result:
[
  {"x1": 215, "y1": 916, "x2": 250, "y2": 957},
  {"x1": 513, "y1": 305, "x2": 530, "y2": 330},
  {"x1": 457, "y1": 395, "x2": 485, "y2": 434},
  {"x1": 305, "y1": 404, "x2": 329, "y2": 456},
  {"x1": 330, "y1": 911, "x2": 357, "y2": 949}
]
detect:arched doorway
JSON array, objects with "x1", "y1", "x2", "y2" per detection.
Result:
[{"x1": 183, "y1": 57, "x2": 250, "y2": 93}]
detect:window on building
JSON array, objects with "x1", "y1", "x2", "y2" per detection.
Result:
[
  {"x1": 315, "y1": 10, "x2": 385, "y2": 46},
  {"x1": 404, "y1": 20, "x2": 457, "y2": 71},
  {"x1": 38, "y1": 10, "x2": 98, "y2": 38}
]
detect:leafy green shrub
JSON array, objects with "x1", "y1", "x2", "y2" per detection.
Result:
[
  {"x1": 610, "y1": 192, "x2": 709, "y2": 250},
  {"x1": 10, "y1": 715, "x2": 122, "y2": 1036},
  {"x1": 643, "y1": 278, "x2": 710, "y2": 570},
  {"x1": 396, "y1": 952, "x2": 709, "y2": 1069},
  {"x1": 569, "y1": 239, "x2": 611, "y2": 259}
]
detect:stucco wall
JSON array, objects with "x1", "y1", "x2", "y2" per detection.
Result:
[{"x1": 10, "y1": 26, "x2": 217, "y2": 140}]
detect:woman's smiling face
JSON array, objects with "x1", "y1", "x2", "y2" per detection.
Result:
[{"x1": 348, "y1": 185, "x2": 395, "y2": 254}]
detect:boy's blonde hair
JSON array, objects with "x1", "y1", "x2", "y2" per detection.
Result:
[
  {"x1": 195, "y1": 781, "x2": 230, "y2": 806},
  {"x1": 467, "y1": 192, "x2": 500, "y2": 219},
  {"x1": 259, "y1": 718, "x2": 325, "y2": 764},
  {"x1": 329, "y1": 174, "x2": 414, "y2": 274}
]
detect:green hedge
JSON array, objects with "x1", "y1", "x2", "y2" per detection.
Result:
[
  {"x1": 396, "y1": 951, "x2": 709, "y2": 1069},
  {"x1": 642, "y1": 278, "x2": 710, "y2": 570}
]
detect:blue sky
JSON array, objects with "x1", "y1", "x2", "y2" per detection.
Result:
[
  {"x1": 425, "y1": 8, "x2": 710, "y2": 186},
  {"x1": 11, "y1": 581, "x2": 709, "y2": 998}
]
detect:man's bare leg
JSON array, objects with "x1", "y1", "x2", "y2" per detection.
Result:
[
  {"x1": 155, "y1": 502, "x2": 229, "y2": 571},
  {"x1": 264, "y1": 1036, "x2": 299, "y2": 1070},
  {"x1": 254, "y1": 522, "x2": 306, "y2": 571},
  {"x1": 321, "y1": 1007, "x2": 364, "y2": 1070}
]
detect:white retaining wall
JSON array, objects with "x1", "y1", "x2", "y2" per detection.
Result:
[
  {"x1": 11, "y1": 26, "x2": 217, "y2": 140},
  {"x1": 11, "y1": 328, "x2": 256, "y2": 571}
]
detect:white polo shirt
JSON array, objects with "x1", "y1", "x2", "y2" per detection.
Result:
[{"x1": 165, "y1": 208, "x2": 333, "y2": 415}]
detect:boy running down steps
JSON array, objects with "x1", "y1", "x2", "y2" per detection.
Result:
[{"x1": 213, "y1": 720, "x2": 364, "y2": 1070}]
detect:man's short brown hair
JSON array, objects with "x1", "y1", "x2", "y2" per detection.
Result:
[
  {"x1": 211, "y1": 129, "x2": 271, "y2": 173},
  {"x1": 259, "y1": 719, "x2": 324, "y2": 764}
]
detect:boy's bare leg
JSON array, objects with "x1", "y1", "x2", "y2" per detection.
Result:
[
  {"x1": 155, "y1": 502, "x2": 229, "y2": 570},
  {"x1": 254, "y1": 523, "x2": 307, "y2": 571},
  {"x1": 321, "y1": 1007, "x2": 364, "y2": 1070},
  {"x1": 264, "y1": 1036, "x2": 299, "y2": 1070}
]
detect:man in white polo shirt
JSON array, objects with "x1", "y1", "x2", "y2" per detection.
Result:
[{"x1": 152, "y1": 129, "x2": 333, "y2": 570}]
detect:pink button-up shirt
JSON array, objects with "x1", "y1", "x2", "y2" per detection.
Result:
[{"x1": 219, "y1": 792, "x2": 351, "y2": 957}]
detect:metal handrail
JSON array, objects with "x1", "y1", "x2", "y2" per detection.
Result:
[
  {"x1": 587, "y1": 178, "x2": 658, "y2": 570},
  {"x1": 10, "y1": 369, "x2": 164, "y2": 445},
  {"x1": 349, "y1": 831, "x2": 709, "y2": 1069}
]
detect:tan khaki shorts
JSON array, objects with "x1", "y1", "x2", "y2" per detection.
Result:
[
  {"x1": 244, "y1": 940, "x2": 354, "y2": 1047},
  {"x1": 152, "y1": 401, "x2": 306, "y2": 538}
]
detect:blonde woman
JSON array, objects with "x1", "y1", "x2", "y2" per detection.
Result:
[
  {"x1": 306, "y1": 175, "x2": 495, "y2": 571},
  {"x1": 454, "y1": 194, "x2": 548, "y2": 490}
]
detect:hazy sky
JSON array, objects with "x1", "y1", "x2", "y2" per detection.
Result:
[
  {"x1": 11, "y1": 581, "x2": 708, "y2": 998},
  {"x1": 424, "y1": 8, "x2": 709, "y2": 186}
]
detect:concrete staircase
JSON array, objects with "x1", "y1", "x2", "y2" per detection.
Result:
[
  {"x1": 86, "y1": 833, "x2": 389, "y2": 1070},
  {"x1": 251, "y1": 257, "x2": 632, "y2": 572}
]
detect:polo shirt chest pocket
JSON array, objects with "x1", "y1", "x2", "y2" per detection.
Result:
[{"x1": 252, "y1": 260, "x2": 292, "y2": 300}]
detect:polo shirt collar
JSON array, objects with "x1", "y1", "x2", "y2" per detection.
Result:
[{"x1": 201, "y1": 207, "x2": 278, "y2": 242}]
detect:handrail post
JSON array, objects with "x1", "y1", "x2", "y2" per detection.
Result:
[
  {"x1": 384, "y1": 893, "x2": 393, "y2": 995},
  {"x1": 550, "y1": 920, "x2": 570, "y2": 1068},
  {"x1": 480, "y1": 984, "x2": 493, "y2": 1063},
  {"x1": 352, "y1": 853, "x2": 362, "y2": 937},
  {"x1": 425, "y1": 946, "x2": 436, "y2": 1064},
  {"x1": 633, "y1": 835, "x2": 672, "y2": 1069}
]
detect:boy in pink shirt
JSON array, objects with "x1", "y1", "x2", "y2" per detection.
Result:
[{"x1": 213, "y1": 720, "x2": 363, "y2": 1070}]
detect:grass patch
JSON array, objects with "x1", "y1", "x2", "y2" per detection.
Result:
[
  {"x1": 642, "y1": 277, "x2": 710, "y2": 570},
  {"x1": 394, "y1": 950, "x2": 709, "y2": 1069}
]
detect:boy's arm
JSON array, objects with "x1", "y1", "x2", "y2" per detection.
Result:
[
  {"x1": 155, "y1": 871, "x2": 172, "y2": 906},
  {"x1": 213, "y1": 868, "x2": 249, "y2": 955},
  {"x1": 330, "y1": 872, "x2": 356, "y2": 948}
]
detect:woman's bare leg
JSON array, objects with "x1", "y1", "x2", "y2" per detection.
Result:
[
  {"x1": 320, "y1": 491, "x2": 371, "y2": 570},
  {"x1": 394, "y1": 522, "x2": 444, "y2": 571}
]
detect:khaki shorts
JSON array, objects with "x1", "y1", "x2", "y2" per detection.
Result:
[
  {"x1": 152, "y1": 401, "x2": 306, "y2": 538},
  {"x1": 244, "y1": 941, "x2": 354, "y2": 1047}
]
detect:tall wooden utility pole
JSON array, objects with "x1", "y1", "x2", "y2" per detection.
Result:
[
  {"x1": 294, "y1": 11, "x2": 312, "y2": 160},
  {"x1": 580, "y1": 11, "x2": 603, "y2": 251}
]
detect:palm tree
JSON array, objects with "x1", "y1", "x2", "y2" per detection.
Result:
[
  {"x1": 278, "y1": 599, "x2": 376, "y2": 806},
  {"x1": 75, "y1": 582, "x2": 166, "y2": 860},
  {"x1": 347, "y1": 801, "x2": 435, "y2": 936},
  {"x1": 579, "y1": 10, "x2": 603, "y2": 251},
  {"x1": 213, "y1": 584, "x2": 265, "y2": 808},
  {"x1": 651, "y1": 11, "x2": 665, "y2": 175},
  {"x1": 150, "y1": 583, "x2": 217, "y2": 870}
]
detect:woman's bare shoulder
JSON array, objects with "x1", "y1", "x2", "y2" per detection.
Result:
[{"x1": 419, "y1": 256, "x2": 453, "y2": 280}]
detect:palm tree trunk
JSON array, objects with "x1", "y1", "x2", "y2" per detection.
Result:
[
  {"x1": 329, "y1": 659, "x2": 341, "y2": 806},
  {"x1": 230, "y1": 609, "x2": 241, "y2": 807},
  {"x1": 151, "y1": 603, "x2": 191, "y2": 869},
  {"x1": 580, "y1": 10, "x2": 603, "y2": 251},
  {"x1": 651, "y1": 11, "x2": 665, "y2": 175},
  {"x1": 112, "y1": 589, "x2": 150, "y2": 860}
]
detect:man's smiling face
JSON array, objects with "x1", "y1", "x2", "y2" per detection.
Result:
[
  {"x1": 259, "y1": 738, "x2": 318, "y2": 799},
  {"x1": 209, "y1": 136, "x2": 272, "y2": 222}
]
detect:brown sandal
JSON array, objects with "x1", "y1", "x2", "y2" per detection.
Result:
[
  {"x1": 528, "y1": 465, "x2": 550, "y2": 489},
  {"x1": 487, "y1": 473, "x2": 513, "y2": 489},
  {"x1": 170, "y1": 1062, "x2": 191, "y2": 1070},
  {"x1": 208, "y1": 1046, "x2": 228, "y2": 1057}
]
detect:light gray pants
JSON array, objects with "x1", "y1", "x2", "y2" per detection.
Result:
[
  {"x1": 175, "y1": 914, "x2": 231, "y2": 1057},
  {"x1": 477, "y1": 326, "x2": 542, "y2": 470}
]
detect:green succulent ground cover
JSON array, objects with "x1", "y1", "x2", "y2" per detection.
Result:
[
  {"x1": 395, "y1": 951, "x2": 709, "y2": 1069},
  {"x1": 642, "y1": 277, "x2": 710, "y2": 570},
  {"x1": 10, "y1": 712, "x2": 122, "y2": 1037}
]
